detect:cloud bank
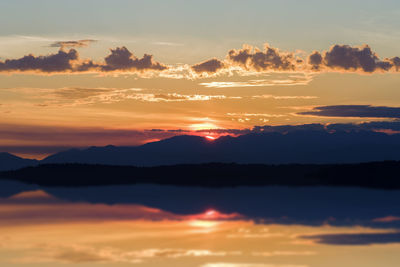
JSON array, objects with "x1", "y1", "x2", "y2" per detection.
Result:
[
  {"x1": 0, "y1": 46, "x2": 167, "y2": 74},
  {"x1": 1, "y1": 42, "x2": 400, "y2": 77}
]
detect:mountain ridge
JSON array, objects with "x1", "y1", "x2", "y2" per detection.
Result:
[{"x1": 2, "y1": 130, "x2": 400, "y2": 171}]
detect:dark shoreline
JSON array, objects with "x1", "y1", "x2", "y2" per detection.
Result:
[{"x1": 1, "y1": 161, "x2": 399, "y2": 189}]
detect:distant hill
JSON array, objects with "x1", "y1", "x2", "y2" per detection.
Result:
[
  {"x1": 0, "y1": 153, "x2": 38, "y2": 171},
  {"x1": 1, "y1": 161, "x2": 400, "y2": 189},
  {"x1": 41, "y1": 130, "x2": 400, "y2": 166},
  {"x1": 2, "y1": 130, "x2": 400, "y2": 172}
]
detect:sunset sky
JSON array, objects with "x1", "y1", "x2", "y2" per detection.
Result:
[{"x1": 2, "y1": 0, "x2": 400, "y2": 158}]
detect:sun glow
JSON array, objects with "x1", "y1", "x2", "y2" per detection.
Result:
[
  {"x1": 205, "y1": 135, "x2": 216, "y2": 140},
  {"x1": 189, "y1": 122, "x2": 219, "y2": 131}
]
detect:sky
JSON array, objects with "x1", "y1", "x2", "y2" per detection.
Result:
[{"x1": 2, "y1": 0, "x2": 400, "y2": 158}]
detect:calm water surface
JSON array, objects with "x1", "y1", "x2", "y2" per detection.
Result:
[{"x1": 0, "y1": 180, "x2": 399, "y2": 267}]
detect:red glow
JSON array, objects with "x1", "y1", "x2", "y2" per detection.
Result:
[
  {"x1": 188, "y1": 209, "x2": 242, "y2": 221},
  {"x1": 205, "y1": 135, "x2": 216, "y2": 140}
]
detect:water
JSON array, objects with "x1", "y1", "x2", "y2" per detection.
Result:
[{"x1": 0, "y1": 180, "x2": 399, "y2": 267}]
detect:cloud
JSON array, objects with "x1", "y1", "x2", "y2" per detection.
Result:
[
  {"x1": 100, "y1": 46, "x2": 167, "y2": 72},
  {"x1": 16, "y1": 245, "x2": 239, "y2": 264},
  {"x1": 307, "y1": 51, "x2": 323, "y2": 70},
  {"x1": 193, "y1": 43, "x2": 400, "y2": 76},
  {"x1": 199, "y1": 78, "x2": 311, "y2": 88},
  {"x1": 49, "y1": 39, "x2": 97, "y2": 48},
  {"x1": 300, "y1": 231, "x2": 400, "y2": 245},
  {"x1": 31, "y1": 87, "x2": 239, "y2": 106},
  {"x1": 0, "y1": 46, "x2": 167, "y2": 74},
  {"x1": 192, "y1": 58, "x2": 226, "y2": 74},
  {"x1": 227, "y1": 44, "x2": 303, "y2": 72},
  {"x1": 151, "y1": 41, "x2": 184, "y2": 46},
  {"x1": 129, "y1": 93, "x2": 237, "y2": 103},
  {"x1": 0, "y1": 49, "x2": 79, "y2": 73},
  {"x1": 252, "y1": 95, "x2": 318, "y2": 100},
  {"x1": 201, "y1": 263, "x2": 307, "y2": 267},
  {"x1": 298, "y1": 105, "x2": 400, "y2": 118},
  {"x1": 372, "y1": 216, "x2": 400, "y2": 223},
  {"x1": 2, "y1": 42, "x2": 400, "y2": 77},
  {"x1": 251, "y1": 251, "x2": 316, "y2": 257},
  {"x1": 307, "y1": 44, "x2": 398, "y2": 73}
]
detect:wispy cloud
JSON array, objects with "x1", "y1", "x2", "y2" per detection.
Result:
[
  {"x1": 16, "y1": 245, "x2": 239, "y2": 264},
  {"x1": 199, "y1": 74, "x2": 313, "y2": 88},
  {"x1": 298, "y1": 105, "x2": 400, "y2": 119},
  {"x1": 49, "y1": 39, "x2": 97, "y2": 49},
  {"x1": 151, "y1": 41, "x2": 184, "y2": 46},
  {"x1": 252, "y1": 95, "x2": 318, "y2": 100},
  {"x1": 201, "y1": 263, "x2": 308, "y2": 267},
  {"x1": 11, "y1": 87, "x2": 239, "y2": 107},
  {"x1": 251, "y1": 251, "x2": 316, "y2": 257}
]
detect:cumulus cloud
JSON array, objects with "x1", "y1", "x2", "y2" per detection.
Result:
[
  {"x1": 0, "y1": 49, "x2": 79, "y2": 73},
  {"x1": 227, "y1": 44, "x2": 303, "y2": 72},
  {"x1": 298, "y1": 105, "x2": 400, "y2": 118},
  {"x1": 3, "y1": 42, "x2": 400, "y2": 76},
  {"x1": 49, "y1": 39, "x2": 97, "y2": 48},
  {"x1": 0, "y1": 46, "x2": 166, "y2": 74},
  {"x1": 101, "y1": 46, "x2": 167, "y2": 72},
  {"x1": 192, "y1": 43, "x2": 400, "y2": 75},
  {"x1": 307, "y1": 44, "x2": 399, "y2": 73},
  {"x1": 307, "y1": 51, "x2": 323, "y2": 70}
]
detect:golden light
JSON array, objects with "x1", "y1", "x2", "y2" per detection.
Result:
[
  {"x1": 188, "y1": 220, "x2": 220, "y2": 228},
  {"x1": 189, "y1": 122, "x2": 219, "y2": 131},
  {"x1": 205, "y1": 135, "x2": 216, "y2": 140}
]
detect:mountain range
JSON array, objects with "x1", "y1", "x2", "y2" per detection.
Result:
[{"x1": 2, "y1": 129, "x2": 400, "y2": 171}]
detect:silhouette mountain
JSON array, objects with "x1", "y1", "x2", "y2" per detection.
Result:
[
  {"x1": 41, "y1": 130, "x2": 400, "y2": 166},
  {"x1": 0, "y1": 152, "x2": 38, "y2": 171}
]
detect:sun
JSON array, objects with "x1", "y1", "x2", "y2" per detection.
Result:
[{"x1": 205, "y1": 135, "x2": 216, "y2": 140}]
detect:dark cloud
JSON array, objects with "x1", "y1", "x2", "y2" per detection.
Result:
[
  {"x1": 0, "y1": 47, "x2": 167, "y2": 74},
  {"x1": 191, "y1": 58, "x2": 225, "y2": 73},
  {"x1": 0, "y1": 49, "x2": 79, "y2": 73},
  {"x1": 326, "y1": 121, "x2": 400, "y2": 132},
  {"x1": 50, "y1": 39, "x2": 97, "y2": 48},
  {"x1": 298, "y1": 105, "x2": 400, "y2": 118},
  {"x1": 101, "y1": 46, "x2": 167, "y2": 72},
  {"x1": 308, "y1": 51, "x2": 323, "y2": 70},
  {"x1": 301, "y1": 232, "x2": 400, "y2": 245},
  {"x1": 191, "y1": 43, "x2": 400, "y2": 74},
  {"x1": 227, "y1": 44, "x2": 302, "y2": 71},
  {"x1": 253, "y1": 123, "x2": 326, "y2": 134},
  {"x1": 2, "y1": 42, "x2": 400, "y2": 75},
  {"x1": 308, "y1": 44, "x2": 399, "y2": 73},
  {"x1": 390, "y1": 56, "x2": 400, "y2": 71}
]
